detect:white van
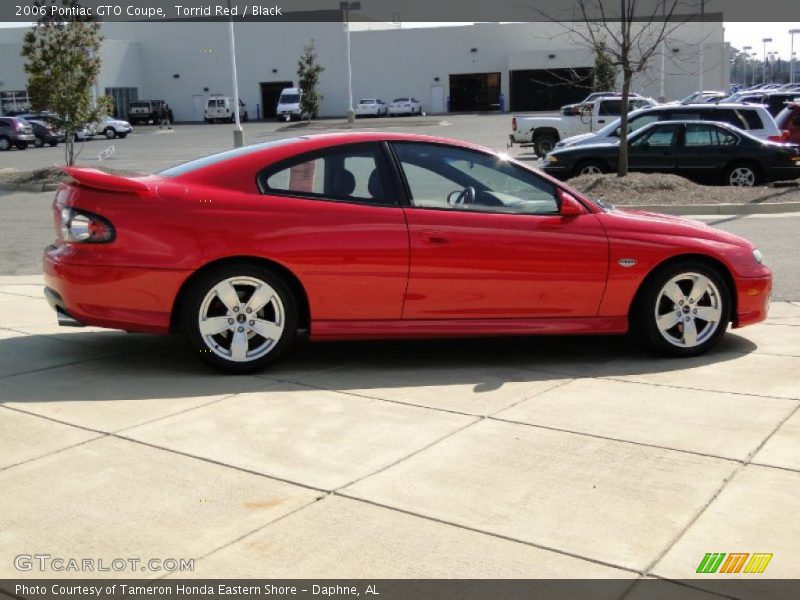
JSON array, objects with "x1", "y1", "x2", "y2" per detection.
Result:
[
  {"x1": 276, "y1": 88, "x2": 303, "y2": 121},
  {"x1": 204, "y1": 96, "x2": 249, "y2": 123}
]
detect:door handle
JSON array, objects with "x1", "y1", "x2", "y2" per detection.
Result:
[
  {"x1": 421, "y1": 230, "x2": 449, "y2": 245},
  {"x1": 597, "y1": 119, "x2": 605, "y2": 124}
]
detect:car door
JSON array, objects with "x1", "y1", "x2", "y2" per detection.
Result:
[
  {"x1": 257, "y1": 142, "x2": 409, "y2": 320},
  {"x1": 390, "y1": 142, "x2": 609, "y2": 319},
  {"x1": 676, "y1": 123, "x2": 740, "y2": 178},
  {"x1": 627, "y1": 123, "x2": 682, "y2": 172}
]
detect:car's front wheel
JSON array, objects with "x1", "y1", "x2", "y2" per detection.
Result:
[
  {"x1": 104, "y1": 127, "x2": 116, "y2": 139},
  {"x1": 574, "y1": 160, "x2": 607, "y2": 177},
  {"x1": 182, "y1": 265, "x2": 298, "y2": 373},
  {"x1": 635, "y1": 261, "x2": 731, "y2": 357}
]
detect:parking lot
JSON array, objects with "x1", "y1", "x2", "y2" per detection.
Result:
[{"x1": 1, "y1": 115, "x2": 799, "y2": 595}]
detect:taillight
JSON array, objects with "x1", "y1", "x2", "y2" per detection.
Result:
[
  {"x1": 13, "y1": 120, "x2": 22, "y2": 131},
  {"x1": 512, "y1": 117, "x2": 517, "y2": 131},
  {"x1": 59, "y1": 207, "x2": 115, "y2": 243},
  {"x1": 767, "y1": 132, "x2": 789, "y2": 142}
]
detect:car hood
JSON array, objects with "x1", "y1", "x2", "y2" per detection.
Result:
[
  {"x1": 552, "y1": 141, "x2": 619, "y2": 156},
  {"x1": 557, "y1": 133, "x2": 600, "y2": 148},
  {"x1": 601, "y1": 207, "x2": 755, "y2": 249}
]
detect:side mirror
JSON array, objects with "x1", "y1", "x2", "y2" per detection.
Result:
[{"x1": 558, "y1": 189, "x2": 586, "y2": 216}]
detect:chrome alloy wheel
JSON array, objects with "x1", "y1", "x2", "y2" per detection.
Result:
[
  {"x1": 198, "y1": 276, "x2": 285, "y2": 362},
  {"x1": 654, "y1": 272, "x2": 723, "y2": 348},
  {"x1": 729, "y1": 166, "x2": 756, "y2": 187},
  {"x1": 580, "y1": 164, "x2": 603, "y2": 175}
]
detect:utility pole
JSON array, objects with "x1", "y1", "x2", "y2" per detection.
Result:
[
  {"x1": 698, "y1": 0, "x2": 705, "y2": 91},
  {"x1": 790, "y1": 29, "x2": 800, "y2": 84},
  {"x1": 340, "y1": 1, "x2": 361, "y2": 124},
  {"x1": 742, "y1": 46, "x2": 752, "y2": 87},
  {"x1": 227, "y1": 0, "x2": 243, "y2": 147},
  {"x1": 762, "y1": 37, "x2": 772, "y2": 83}
]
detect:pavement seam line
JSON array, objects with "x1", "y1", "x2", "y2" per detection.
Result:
[
  {"x1": 333, "y1": 416, "x2": 482, "y2": 491},
  {"x1": 487, "y1": 377, "x2": 578, "y2": 418},
  {"x1": 335, "y1": 492, "x2": 642, "y2": 577},
  {"x1": 113, "y1": 391, "x2": 246, "y2": 435},
  {"x1": 599, "y1": 375, "x2": 800, "y2": 403},
  {"x1": 642, "y1": 397, "x2": 800, "y2": 578},
  {"x1": 619, "y1": 574, "x2": 744, "y2": 600}
]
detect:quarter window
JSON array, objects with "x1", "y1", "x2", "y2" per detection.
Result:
[
  {"x1": 684, "y1": 124, "x2": 738, "y2": 146},
  {"x1": 393, "y1": 143, "x2": 559, "y2": 215},
  {"x1": 259, "y1": 143, "x2": 395, "y2": 205}
]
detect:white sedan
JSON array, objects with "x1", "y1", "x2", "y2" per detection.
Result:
[
  {"x1": 94, "y1": 116, "x2": 133, "y2": 139},
  {"x1": 354, "y1": 98, "x2": 388, "y2": 117},
  {"x1": 388, "y1": 97, "x2": 422, "y2": 116}
]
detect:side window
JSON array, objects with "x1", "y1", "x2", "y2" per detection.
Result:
[
  {"x1": 738, "y1": 109, "x2": 764, "y2": 130},
  {"x1": 259, "y1": 143, "x2": 395, "y2": 206},
  {"x1": 632, "y1": 124, "x2": 681, "y2": 147},
  {"x1": 393, "y1": 143, "x2": 559, "y2": 215},
  {"x1": 599, "y1": 100, "x2": 622, "y2": 116},
  {"x1": 684, "y1": 124, "x2": 716, "y2": 146},
  {"x1": 711, "y1": 109, "x2": 746, "y2": 129},
  {"x1": 628, "y1": 114, "x2": 658, "y2": 133}
]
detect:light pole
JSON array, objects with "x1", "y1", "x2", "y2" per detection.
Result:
[
  {"x1": 227, "y1": 0, "x2": 243, "y2": 147},
  {"x1": 340, "y1": 1, "x2": 361, "y2": 124},
  {"x1": 790, "y1": 29, "x2": 800, "y2": 84},
  {"x1": 762, "y1": 37, "x2": 772, "y2": 83},
  {"x1": 698, "y1": 0, "x2": 705, "y2": 91},
  {"x1": 742, "y1": 45, "x2": 752, "y2": 87},
  {"x1": 751, "y1": 52, "x2": 758, "y2": 87}
]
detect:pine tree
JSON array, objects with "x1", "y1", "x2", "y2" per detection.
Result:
[
  {"x1": 297, "y1": 40, "x2": 324, "y2": 120},
  {"x1": 593, "y1": 40, "x2": 618, "y2": 92},
  {"x1": 21, "y1": 0, "x2": 111, "y2": 165}
]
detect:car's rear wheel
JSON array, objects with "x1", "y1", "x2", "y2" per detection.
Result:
[
  {"x1": 0, "y1": 137, "x2": 10, "y2": 151},
  {"x1": 533, "y1": 133, "x2": 557, "y2": 157},
  {"x1": 182, "y1": 265, "x2": 297, "y2": 373},
  {"x1": 635, "y1": 261, "x2": 730, "y2": 357},
  {"x1": 726, "y1": 162, "x2": 760, "y2": 187},
  {"x1": 574, "y1": 160, "x2": 607, "y2": 177},
  {"x1": 34, "y1": 136, "x2": 45, "y2": 148}
]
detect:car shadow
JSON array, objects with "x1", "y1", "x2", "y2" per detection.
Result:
[{"x1": 0, "y1": 329, "x2": 758, "y2": 405}]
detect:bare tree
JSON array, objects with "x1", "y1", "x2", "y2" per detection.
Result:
[{"x1": 542, "y1": 1, "x2": 698, "y2": 176}]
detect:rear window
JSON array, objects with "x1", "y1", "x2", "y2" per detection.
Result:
[
  {"x1": 738, "y1": 109, "x2": 764, "y2": 129},
  {"x1": 159, "y1": 138, "x2": 299, "y2": 178},
  {"x1": 280, "y1": 94, "x2": 300, "y2": 104}
]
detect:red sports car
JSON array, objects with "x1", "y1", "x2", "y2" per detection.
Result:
[{"x1": 44, "y1": 132, "x2": 772, "y2": 372}]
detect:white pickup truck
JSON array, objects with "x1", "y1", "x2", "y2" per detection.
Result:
[{"x1": 509, "y1": 96, "x2": 657, "y2": 156}]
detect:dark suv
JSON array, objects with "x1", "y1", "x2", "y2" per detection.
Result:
[
  {"x1": 0, "y1": 117, "x2": 36, "y2": 150},
  {"x1": 127, "y1": 100, "x2": 165, "y2": 125}
]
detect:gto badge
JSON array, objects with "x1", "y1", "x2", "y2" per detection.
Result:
[{"x1": 618, "y1": 258, "x2": 637, "y2": 268}]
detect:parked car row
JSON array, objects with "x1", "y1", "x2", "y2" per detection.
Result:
[
  {"x1": 355, "y1": 97, "x2": 423, "y2": 118},
  {"x1": 541, "y1": 120, "x2": 800, "y2": 186},
  {"x1": 0, "y1": 112, "x2": 132, "y2": 151}
]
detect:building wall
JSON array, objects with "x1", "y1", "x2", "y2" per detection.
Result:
[{"x1": 0, "y1": 20, "x2": 727, "y2": 119}]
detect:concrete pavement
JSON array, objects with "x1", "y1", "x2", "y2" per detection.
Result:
[{"x1": 0, "y1": 277, "x2": 798, "y2": 593}]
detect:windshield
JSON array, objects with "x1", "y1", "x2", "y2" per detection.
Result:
[
  {"x1": 279, "y1": 94, "x2": 300, "y2": 104},
  {"x1": 159, "y1": 138, "x2": 299, "y2": 178}
]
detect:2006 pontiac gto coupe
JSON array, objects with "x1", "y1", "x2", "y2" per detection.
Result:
[{"x1": 44, "y1": 132, "x2": 771, "y2": 372}]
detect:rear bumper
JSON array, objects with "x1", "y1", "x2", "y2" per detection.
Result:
[
  {"x1": 43, "y1": 246, "x2": 189, "y2": 334},
  {"x1": 733, "y1": 273, "x2": 772, "y2": 328}
]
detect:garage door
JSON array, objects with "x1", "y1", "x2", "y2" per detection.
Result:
[{"x1": 510, "y1": 68, "x2": 593, "y2": 112}]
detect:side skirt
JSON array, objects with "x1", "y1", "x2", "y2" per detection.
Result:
[{"x1": 310, "y1": 317, "x2": 628, "y2": 341}]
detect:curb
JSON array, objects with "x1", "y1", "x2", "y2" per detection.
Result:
[
  {"x1": 621, "y1": 202, "x2": 800, "y2": 215},
  {"x1": 0, "y1": 182, "x2": 59, "y2": 193}
]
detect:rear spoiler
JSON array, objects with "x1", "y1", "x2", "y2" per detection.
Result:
[{"x1": 59, "y1": 166, "x2": 150, "y2": 194}]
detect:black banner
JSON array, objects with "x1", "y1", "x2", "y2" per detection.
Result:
[{"x1": 0, "y1": 0, "x2": 798, "y2": 23}]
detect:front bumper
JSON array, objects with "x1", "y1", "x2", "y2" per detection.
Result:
[
  {"x1": 15, "y1": 134, "x2": 36, "y2": 142},
  {"x1": 733, "y1": 273, "x2": 772, "y2": 328}
]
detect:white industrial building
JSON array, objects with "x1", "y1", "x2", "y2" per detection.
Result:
[{"x1": 0, "y1": 20, "x2": 729, "y2": 120}]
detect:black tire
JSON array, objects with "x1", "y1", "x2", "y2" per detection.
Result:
[
  {"x1": 49, "y1": 141, "x2": 58, "y2": 147},
  {"x1": 573, "y1": 160, "x2": 608, "y2": 177},
  {"x1": 15, "y1": 142, "x2": 28, "y2": 150},
  {"x1": 34, "y1": 136, "x2": 45, "y2": 148},
  {"x1": 117, "y1": 133, "x2": 127, "y2": 139},
  {"x1": 0, "y1": 137, "x2": 11, "y2": 151},
  {"x1": 633, "y1": 260, "x2": 731, "y2": 358},
  {"x1": 104, "y1": 127, "x2": 116, "y2": 139},
  {"x1": 533, "y1": 133, "x2": 558, "y2": 157},
  {"x1": 181, "y1": 264, "x2": 298, "y2": 373},
  {"x1": 725, "y1": 161, "x2": 761, "y2": 187}
]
